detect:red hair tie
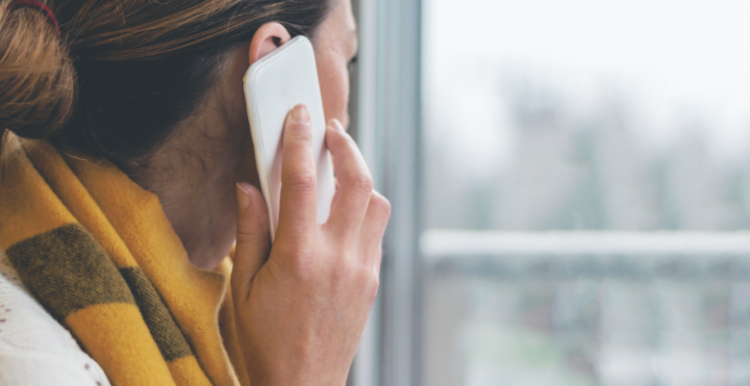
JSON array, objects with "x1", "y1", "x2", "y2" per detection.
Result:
[{"x1": 8, "y1": 0, "x2": 61, "y2": 37}]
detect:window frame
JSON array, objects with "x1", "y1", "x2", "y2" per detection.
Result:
[
  {"x1": 349, "y1": 0, "x2": 750, "y2": 384},
  {"x1": 348, "y1": 0, "x2": 424, "y2": 385}
]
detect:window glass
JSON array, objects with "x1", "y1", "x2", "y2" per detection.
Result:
[
  {"x1": 423, "y1": 0, "x2": 750, "y2": 231},
  {"x1": 421, "y1": 1, "x2": 750, "y2": 385}
]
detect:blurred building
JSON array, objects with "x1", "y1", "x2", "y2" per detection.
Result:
[{"x1": 420, "y1": 1, "x2": 750, "y2": 385}]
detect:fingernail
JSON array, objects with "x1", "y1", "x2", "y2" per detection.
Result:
[
  {"x1": 236, "y1": 182, "x2": 252, "y2": 211},
  {"x1": 291, "y1": 104, "x2": 310, "y2": 122}
]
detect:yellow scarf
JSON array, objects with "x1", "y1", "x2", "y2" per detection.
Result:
[{"x1": 0, "y1": 134, "x2": 251, "y2": 386}]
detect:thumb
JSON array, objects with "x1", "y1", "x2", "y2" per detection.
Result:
[{"x1": 232, "y1": 182, "x2": 271, "y2": 302}]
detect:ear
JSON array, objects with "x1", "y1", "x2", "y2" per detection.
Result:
[{"x1": 249, "y1": 22, "x2": 292, "y2": 64}]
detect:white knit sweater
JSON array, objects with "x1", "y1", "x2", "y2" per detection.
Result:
[{"x1": 0, "y1": 250, "x2": 110, "y2": 386}]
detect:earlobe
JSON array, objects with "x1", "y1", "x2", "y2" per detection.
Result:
[{"x1": 249, "y1": 22, "x2": 292, "y2": 64}]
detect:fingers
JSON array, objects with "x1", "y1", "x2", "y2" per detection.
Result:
[
  {"x1": 277, "y1": 104, "x2": 318, "y2": 246},
  {"x1": 359, "y1": 191, "x2": 391, "y2": 270},
  {"x1": 232, "y1": 182, "x2": 271, "y2": 301},
  {"x1": 324, "y1": 119, "x2": 374, "y2": 240}
]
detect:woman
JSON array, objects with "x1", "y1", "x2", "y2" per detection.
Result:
[{"x1": 0, "y1": 0, "x2": 390, "y2": 385}]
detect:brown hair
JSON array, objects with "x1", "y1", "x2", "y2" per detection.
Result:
[{"x1": 0, "y1": 0, "x2": 329, "y2": 171}]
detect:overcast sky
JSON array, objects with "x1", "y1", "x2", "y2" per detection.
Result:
[{"x1": 423, "y1": 0, "x2": 750, "y2": 170}]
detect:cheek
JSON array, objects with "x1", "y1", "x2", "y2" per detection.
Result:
[{"x1": 317, "y1": 58, "x2": 351, "y2": 127}]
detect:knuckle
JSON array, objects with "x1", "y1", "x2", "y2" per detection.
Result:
[
  {"x1": 371, "y1": 193, "x2": 391, "y2": 218},
  {"x1": 347, "y1": 174, "x2": 374, "y2": 196},
  {"x1": 286, "y1": 171, "x2": 317, "y2": 192},
  {"x1": 330, "y1": 259, "x2": 356, "y2": 288},
  {"x1": 275, "y1": 231, "x2": 328, "y2": 285},
  {"x1": 286, "y1": 121, "x2": 314, "y2": 143},
  {"x1": 284, "y1": 248, "x2": 317, "y2": 280},
  {"x1": 236, "y1": 222, "x2": 259, "y2": 244},
  {"x1": 236, "y1": 229, "x2": 254, "y2": 244},
  {"x1": 365, "y1": 271, "x2": 380, "y2": 304},
  {"x1": 366, "y1": 268, "x2": 380, "y2": 288}
]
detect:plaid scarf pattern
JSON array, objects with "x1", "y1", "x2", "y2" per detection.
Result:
[{"x1": 0, "y1": 135, "x2": 250, "y2": 386}]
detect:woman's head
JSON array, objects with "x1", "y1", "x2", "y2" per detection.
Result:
[
  {"x1": 1, "y1": 0, "x2": 333, "y2": 171},
  {"x1": 0, "y1": 0, "x2": 358, "y2": 268}
]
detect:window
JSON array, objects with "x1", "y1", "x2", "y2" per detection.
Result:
[{"x1": 352, "y1": 1, "x2": 750, "y2": 385}]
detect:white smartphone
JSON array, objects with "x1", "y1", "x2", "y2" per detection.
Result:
[{"x1": 243, "y1": 36, "x2": 336, "y2": 241}]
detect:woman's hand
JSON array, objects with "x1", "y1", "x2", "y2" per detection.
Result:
[{"x1": 231, "y1": 104, "x2": 390, "y2": 386}]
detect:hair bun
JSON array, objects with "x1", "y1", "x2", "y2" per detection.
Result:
[{"x1": 0, "y1": 1, "x2": 75, "y2": 139}]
